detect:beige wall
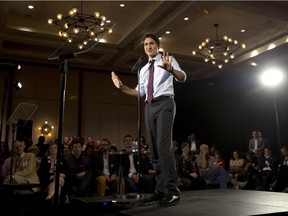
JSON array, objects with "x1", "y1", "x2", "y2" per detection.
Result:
[{"x1": 1, "y1": 62, "x2": 146, "y2": 149}]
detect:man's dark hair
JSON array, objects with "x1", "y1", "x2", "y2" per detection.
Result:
[{"x1": 143, "y1": 33, "x2": 160, "y2": 47}]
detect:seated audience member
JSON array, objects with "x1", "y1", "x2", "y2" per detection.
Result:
[
  {"x1": 63, "y1": 146, "x2": 72, "y2": 160},
  {"x1": 196, "y1": 144, "x2": 247, "y2": 189},
  {"x1": 178, "y1": 142, "x2": 206, "y2": 190},
  {"x1": 93, "y1": 140, "x2": 123, "y2": 197},
  {"x1": 122, "y1": 134, "x2": 155, "y2": 194},
  {"x1": 215, "y1": 151, "x2": 226, "y2": 169},
  {"x1": 108, "y1": 145, "x2": 118, "y2": 153},
  {"x1": 228, "y1": 150, "x2": 245, "y2": 181},
  {"x1": 86, "y1": 136, "x2": 97, "y2": 150},
  {"x1": 243, "y1": 151, "x2": 260, "y2": 190},
  {"x1": 209, "y1": 144, "x2": 217, "y2": 157},
  {"x1": 137, "y1": 136, "x2": 149, "y2": 152},
  {"x1": 24, "y1": 138, "x2": 34, "y2": 153},
  {"x1": 187, "y1": 133, "x2": 200, "y2": 156},
  {"x1": 256, "y1": 147, "x2": 278, "y2": 191},
  {"x1": 39, "y1": 143, "x2": 65, "y2": 203},
  {"x1": 271, "y1": 146, "x2": 288, "y2": 192},
  {"x1": 63, "y1": 136, "x2": 72, "y2": 149},
  {"x1": 2, "y1": 140, "x2": 40, "y2": 192},
  {"x1": 28, "y1": 145, "x2": 42, "y2": 174},
  {"x1": 173, "y1": 139, "x2": 182, "y2": 156},
  {"x1": 36, "y1": 135, "x2": 49, "y2": 158},
  {"x1": 64, "y1": 141, "x2": 92, "y2": 197}
]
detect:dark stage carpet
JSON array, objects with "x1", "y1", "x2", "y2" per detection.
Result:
[
  {"x1": 5, "y1": 189, "x2": 288, "y2": 216},
  {"x1": 73, "y1": 190, "x2": 288, "y2": 216}
]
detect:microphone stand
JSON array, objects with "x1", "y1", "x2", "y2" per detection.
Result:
[
  {"x1": 134, "y1": 56, "x2": 147, "y2": 196},
  {"x1": 136, "y1": 66, "x2": 142, "y2": 189},
  {"x1": 53, "y1": 54, "x2": 75, "y2": 206}
]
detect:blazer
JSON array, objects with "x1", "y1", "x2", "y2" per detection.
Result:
[
  {"x1": 2, "y1": 152, "x2": 40, "y2": 191},
  {"x1": 93, "y1": 152, "x2": 119, "y2": 177},
  {"x1": 248, "y1": 138, "x2": 264, "y2": 155}
]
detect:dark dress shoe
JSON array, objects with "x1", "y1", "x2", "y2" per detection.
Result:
[
  {"x1": 158, "y1": 193, "x2": 180, "y2": 205},
  {"x1": 138, "y1": 191, "x2": 165, "y2": 206}
]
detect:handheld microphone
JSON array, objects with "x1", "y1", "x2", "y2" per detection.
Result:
[{"x1": 131, "y1": 55, "x2": 147, "y2": 72}]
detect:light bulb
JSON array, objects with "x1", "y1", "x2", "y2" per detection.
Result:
[
  {"x1": 57, "y1": 14, "x2": 63, "y2": 20},
  {"x1": 94, "y1": 12, "x2": 100, "y2": 18},
  {"x1": 48, "y1": 19, "x2": 53, "y2": 25}
]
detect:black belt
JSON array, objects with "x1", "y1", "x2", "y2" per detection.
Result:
[{"x1": 150, "y1": 95, "x2": 174, "y2": 103}]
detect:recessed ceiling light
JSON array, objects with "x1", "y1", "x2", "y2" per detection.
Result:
[
  {"x1": 166, "y1": 31, "x2": 170, "y2": 34},
  {"x1": 184, "y1": 17, "x2": 189, "y2": 21},
  {"x1": 268, "y1": 44, "x2": 276, "y2": 50},
  {"x1": 250, "y1": 62, "x2": 257, "y2": 67},
  {"x1": 251, "y1": 50, "x2": 259, "y2": 57},
  {"x1": 28, "y1": 5, "x2": 34, "y2": 9},
  {"x1": 241, "y1": 29, "x2": 245, "y2": 33},
  {"x1": 99, "y1": 38, "x2": 107, "y2": 43},
  {"x1": 120, "y1": 4, "x2": 125, "y2": 7},
  {"x1": 159, "y1": 37, "x2": 162, "y2": 40}
]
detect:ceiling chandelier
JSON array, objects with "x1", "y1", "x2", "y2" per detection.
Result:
[
  {"x1": 192, "y1": 24, "x2": 246, "y2": 69},
  {"x1": 47, "y1": 1, "x2": 115, "y2": 51}
]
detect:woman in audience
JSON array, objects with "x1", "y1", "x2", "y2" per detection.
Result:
[
  {"x1": 228, "y1": 150, "x2": 245, "y2": 181},
  {"x1": 28, "y1": 145, "x2": 42, "y2": 174},
  {"x1": 39, "y1": 142, "x2": 65, "y2": 203},
  {"x1": 243, "y1": 151, "x2": 259, "y2": 190},
  {"x1": 178, "y1": 142, "x2": 206, "y2": 190},
  {"x1": 215, "y1": 151, "x2": 226, "y2": 169}
]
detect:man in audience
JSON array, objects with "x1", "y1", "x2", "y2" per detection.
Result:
[
  {"x1": 122, "y1": 134, "x2": 155, "y2": 194},
  {"x1": 256, "y1": 147, "x2": 278, "y2": 191},
  {"x1": 196, "y1": 144, "x2": 247, "y2": 189},
  {"x1": 93, "y1": 139, "x2": 123, "y2": 196},
  {"x1": 64, "y1": 141, "x2": 92, "y2": 197},
  {"x1": 2, "y1": 140, "x2": 40, "y2": 192}
]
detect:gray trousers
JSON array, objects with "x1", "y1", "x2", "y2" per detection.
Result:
[{"x1": 145, "y1": 97, "x2": 179, "y2": 194}]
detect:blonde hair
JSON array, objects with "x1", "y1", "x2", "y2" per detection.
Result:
[{"x1": 199, "y1": 144, "x2": 209, "y2": 151}]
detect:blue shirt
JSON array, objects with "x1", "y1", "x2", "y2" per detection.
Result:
[{"x1": 136, "y1": 53, "x2": 186, "y2": 101}]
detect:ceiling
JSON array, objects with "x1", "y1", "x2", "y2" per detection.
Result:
[{"x1": 0, "y1": 1, "x2": 288, "y2": 82}]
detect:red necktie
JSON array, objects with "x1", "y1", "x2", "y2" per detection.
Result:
[{"x1": 147, "y1": 60, "x2": 155, "y2": 103}]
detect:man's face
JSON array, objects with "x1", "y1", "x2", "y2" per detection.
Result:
[
  {"x1": 264, "y1": 148, "x2": 271, "y2": 157},
  {"x1": 72, "y1": 143, "x2": 82, "y2": 156},
  {"x1": 144, "y1": 37, "x2": 158, "y2": 58},
  {"x1": 124, "y1": 136, "x2": 133, "y2": 149},
  {"x1": 13, "y1": 141, "x2": 24, "y2": 156},
  {"x1": 99, "y1": 140, "x2": 109, "y2": 152},
  {"x1": 252, "y1": 131, "x2": 258, "y2": 138}
]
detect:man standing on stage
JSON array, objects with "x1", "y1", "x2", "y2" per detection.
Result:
[{"x1": 111, "y1": 33, "x2": 186, "y2": 205}]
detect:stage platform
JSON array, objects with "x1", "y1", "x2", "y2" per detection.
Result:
[{"x1": 73, "y1": 189, "x2": 288, "y2": 216}]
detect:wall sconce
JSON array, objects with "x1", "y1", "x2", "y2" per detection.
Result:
[{"x1": 38, "y1": 120, "x2": 54, "y2": 137}]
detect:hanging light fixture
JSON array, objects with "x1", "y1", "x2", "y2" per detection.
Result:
[
  {"x1": 47, "y1": 1, "x2": 115, "y2": 51},
  {"x1": 192, "y1": 24, "x2": 246, "y2": 69}
]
